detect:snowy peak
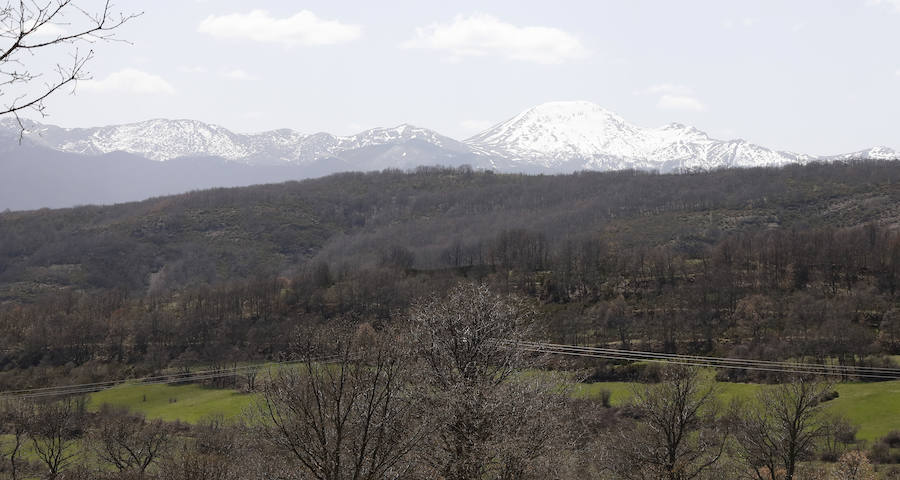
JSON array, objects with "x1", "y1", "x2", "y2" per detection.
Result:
[
  {"x1": 654, "y1": 123, "x2": 709, "y2": 141},
  {"x1": 2, "y1": 103, "x2": 897, "y2": 175},
  {"x1": 466, "y1": 101, "x2": 643, "y2": 164},
  {"x1": 464, "y1": 101, "x2": 816, "y2": 171},
  {"x1": 18, "y1": 118, "x2": 251, "y2": 161},
  {"x1": 336, "y1": 124, "x2": 467, "y2": 152},
  {"x1": 487, "y1": 100, "x2": 632, "y2": 132},
  {"x1": 9, "y1": 119, "x2": 473, "y2": 166},
  {"x1": 825, "y1": 146, "x2": 898, "y2": 161}
]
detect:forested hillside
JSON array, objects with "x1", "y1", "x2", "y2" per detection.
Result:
[
  {"x1": 1, "y1": 160, "x2": 899, "y2": 389},
  {"x1": 2, "y1": 161, "x2": 898, "y2": 299}
]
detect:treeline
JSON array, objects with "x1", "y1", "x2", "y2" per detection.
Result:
[
  {"x1": 1, "y1": 160, "x2": 899, "y2": 300},
  {"x1": 0, "y1": 161, "x2": 899, "y2": 390},
  {"x1": 1, "y1": 285, "x2": 897, "y2": 480},
  {"x1": 1, "y1": 220, "x2": 898, "y2": 391}
]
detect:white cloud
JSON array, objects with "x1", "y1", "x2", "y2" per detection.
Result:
[
  {"x1": 80, "y1": 69, "x2": 175, "y2": 95},
  {"x1": 657, "y1": 94, "x2": 706, "y2": 112},
  {"x1": 635, "y1": 84, "x2": 706, "y2": 112},
  {"x1": 222, "y1": 69, "x2": 257, "y2": 81},
  {"x1": 403, "y1": 13, "x2": 588, "y2": 64},
  {"x1": 197, "y1": 10, "x2": 362, "y2": 47},
  {"x1": 460, "y1": 119, "x2": 494, "y2": 133},
  {"x1": 895, "y1": 68, "x2": 900, "y2": 77},
  {"x1": 867, "y1": 0, "x2": 900, "y2": 12}
]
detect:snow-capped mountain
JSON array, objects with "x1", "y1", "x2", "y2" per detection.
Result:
[
  {"x1": 464, "y1": 101, "x2": 814, "y2": 171},
  {"x1": 2, "y1": 102, "x2": 896, "y2": 176},
  {"x1": 823, "y1": 146, "x2": 898, "y2": 162},
  {"x1": 4, "y1": 118, "x2": 476, "y2": 167}
]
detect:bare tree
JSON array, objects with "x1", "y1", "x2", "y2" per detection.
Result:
[
  {"x1": 253, "y1": 323, "x2": 424, "y2": 480},
  {"x1": 1, "y1": 1, "x2": 139, "y2": 129},
  {"x1": 606, "y1": 366, "x2": 731, "y2": 480},
  {"x1": 830, "y1": 451, "x2": 875, "y2": 480},
  {"x1": 409, "y1": 282, "x2": 565, "y2": 480},
  {"x1": 159, "y1": 416, "x2": 241, "y2": 480},
  {"x1": 490, "y1": 375, "x2": 569, "y2": 480},
  {"x1": 820, "y1": 414, "x2": 858, "y2": 462},
  {"x1": 241, "y1": 367, "x2": 259, "y2": 393},
  {"x1": 89, "y1": 406, "x2": 172, "y2": 477},
  {"x1": 28, "y1": 397, "x2": 83, "y2": 479},
  {"x1": 0, "y1": 398, "x2": 32, "y2": 480},
  {"x1": 734, "y1": 377, "x2": 831, "y2": 480}
]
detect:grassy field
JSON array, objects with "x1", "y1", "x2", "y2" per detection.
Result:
[
  {"x1": 86, "y1": 378, "x2": 900, "y2": 443},
  {"x1": 576, "y1": 379, "x2": 900, "y2": 442},
  {"x1": 830, "y1": 381, "x2": 900, "y2": 441},
  {"x1": 87, "y1": 383, "x2": 254, "y2": 423},
  {"x1": 573, "y1": 379, "x2": 761, "y2": 406}
]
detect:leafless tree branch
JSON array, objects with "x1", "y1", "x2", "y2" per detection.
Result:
[{"x1": 0, "y1": 0, "x2": 141, "y2": 136}]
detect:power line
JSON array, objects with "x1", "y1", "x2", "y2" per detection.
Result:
[
  {"x1": 0, "y1": 354, "x2": 343, "y2": 400},
  {"x1": 2, "y1": 363, "x2": 269, "y2": 396},
  {"x1": 3, "y1": 341, "x2": 899, "y2": 400},
  {"x1": 511, "y1": 341, "x2": 900, "y2": 374},
  {"x1": 506, "y1": 341, "x2": 900, "y2": 380},
  {"x1": 520, "y1": 347, "x2": 900, "y2": 380}
]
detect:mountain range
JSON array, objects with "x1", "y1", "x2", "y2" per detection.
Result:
[{"x1": 1, "y1": 101, "x2": 897, "y2": 210}]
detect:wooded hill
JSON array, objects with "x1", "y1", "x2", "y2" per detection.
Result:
[
  {"x1": 1, "y1": 161, "x2": 898, "y2": 301},
  {"x1": 1, "y1": 161, "x2": 899, "y2": 389}
]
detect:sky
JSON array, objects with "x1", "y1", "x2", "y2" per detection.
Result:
[{"x1": 10, "y1": 0, "x2": 900, "y2": 156}]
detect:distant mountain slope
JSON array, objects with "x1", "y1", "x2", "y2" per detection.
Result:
[
  {"x1": 0, "y1": 101, "x2": 898, "y2": 176},
  {"x1": 2, "y1": 102, "x2": 898, "y2": 210},
  {"x1": 3, "y1": 103, "x2": 896, "y2": 176},
  {"x1": 822, "y1": 146, "x2": 899, "y2": 162},
  {"x1": 3, "y1": 118, "x2": 478, "y2": 167},
  {"x1": 464, "y1": 101, "x2": 813, "y2": 171},
  {"x1": 0, "y1": 145, "x2": 324, "y2": 211}
]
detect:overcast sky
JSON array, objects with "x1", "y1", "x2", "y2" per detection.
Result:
[{"x1": 16, "y1": 0, "x2": 900, "y2": 156}]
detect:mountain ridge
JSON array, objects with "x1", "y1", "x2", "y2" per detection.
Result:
[
  {"x1": 2, "y1": 101, "x2": 897, "y2": 176},
  {"x1": 464, "y1": 101, "x2": 818, "y2": 172}
]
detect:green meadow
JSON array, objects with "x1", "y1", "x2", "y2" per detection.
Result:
[
  {"x1": 575, "y1": 379, "x2": 900, "y2": 442},
  {"x1": 87, "y1": 377, "x2": 900, "y2": 443},
  {"x1": 87, "y1": 382, "x2": 254, "y2": 423}
]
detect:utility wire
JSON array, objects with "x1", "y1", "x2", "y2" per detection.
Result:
[
  {"x1": 507, "y1": 341, "x2": 900, "y2": 380},
  {"x1": 509, "y1": 340, "x2": 900, "y2": 374},
  {"x1": 0, "y1": 354, "x2": 343, "y2": 399},
  {"x1": 3, "y1": 341, "x2": 899, "y2": 399}
]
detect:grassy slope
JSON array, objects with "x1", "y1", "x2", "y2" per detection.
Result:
[
  {"x1": 87, "y1": 383, "x2": 253, "y2": 423},
  {"x1": 88, "y1": 379, "x2": 900, "y2": 442},
  {"x1": 559, "y1": 380, "x2": 900, "y2": 442},
  {"x1": 831, "y1": 382, "x2": 900, "y2": 441}
]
